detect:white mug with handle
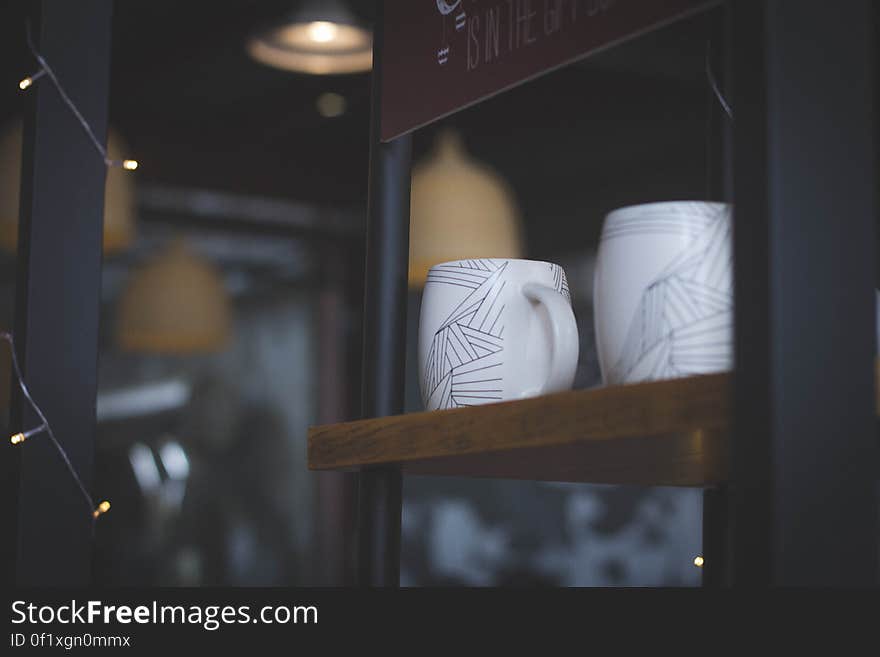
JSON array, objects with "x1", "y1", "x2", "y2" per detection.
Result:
[{"x1": 418, "y1": 258, "x2": 578, "y2": 411}]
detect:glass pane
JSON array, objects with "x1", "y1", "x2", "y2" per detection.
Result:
[{"x1": 400, "y1": 7, "x2": 723, "y2": 587}]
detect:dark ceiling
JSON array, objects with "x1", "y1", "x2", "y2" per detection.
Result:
[
  {"x1": 1, "y1": 0, "x2": 724, "y2": 256},
  {"x1": 1, "y1": 1, "x2": 376, "y2": 203},
  {"x1": 105, "y1": 0, "x2": 376, "y2": 204}
]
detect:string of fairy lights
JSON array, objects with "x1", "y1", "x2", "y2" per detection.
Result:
[
  {"x1": 3, "y1": 332, "x2": 109, "y2": 522},
  {"x1": 705, "y1": 41, "x2": 734, "y2": 120},
  {"x1": 19, "y1": 22, "x2": 138, "y2": 171},
  {"x1": 8, "y1": 23, "x2": 141, "y2": 524}
]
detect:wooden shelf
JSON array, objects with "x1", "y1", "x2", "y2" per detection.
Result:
[
  {"x1": 309, "y1": 373, "x2": 731, "y2": 487},
  {"x1": 309, "y1": 365, "x2": 880, "y2": 486}
]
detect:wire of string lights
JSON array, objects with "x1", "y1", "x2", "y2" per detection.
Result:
[{"x1": 7, "y1": 22, "x2": 127, "y2": 523}]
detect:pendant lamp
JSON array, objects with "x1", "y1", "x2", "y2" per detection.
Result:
[
  {"x1": 116, "y1": 239, "x2": 232, "y2": 354},
  {"x1": 246, "y1": 0, "x2": 372, "y2": 75},
  {"x1": 0, "y1": 119, "x2": 135, "y2": 254},
  {"x1": 409, "y1": 130, "x2": 524, "y2": 287}
]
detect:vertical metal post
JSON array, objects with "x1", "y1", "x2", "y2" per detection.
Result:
[
  {"x1": 701, "y1": 485, "x2": 728, "y2": 587},
  {"x1": 315, "y1": 247, "x2": 358, "y2": 586},
  {"x1": 6, "y1": 0, "x2": 112, "y2": 586},
  {"x1": 730, "y1": 0, "x2": 878, "y2": 585},
  {"x1": 702, "y1": 6, "x2": 730, "y2": 589},
  {"x1": 357, "y1": 0, "x2": 411, "y2": 587}
]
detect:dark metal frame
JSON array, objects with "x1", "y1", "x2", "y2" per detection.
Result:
[
  {"x1": 701, "y1": 485, "x2": 729, "y2": 586},
  {"x1": 356, "y1": 1, "x2": 410, "y2": 587},
  {"x1": 729, "y1": 0, "x2": 878, "y2": 585},
  {"x1": 4, "y1": 0, "x2": 113, "y2": 586}
]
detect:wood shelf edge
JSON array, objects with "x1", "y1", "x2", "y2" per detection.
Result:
[
  {"x1": 307, "y1": 363, "x2": 879, "y2": 484},
  {"x1": 309, "y1": 372, "x2": 730, "y2": 471}
]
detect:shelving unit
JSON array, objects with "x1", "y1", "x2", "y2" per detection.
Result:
[{"x1": 312, "y1": 0, "x2": 880, "y2": 588}]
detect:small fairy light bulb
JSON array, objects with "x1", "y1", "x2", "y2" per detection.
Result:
[
  {"x1": 693, "y1": 555, "x2": 705, "y2": 568},
  {"x1": 93, "y1": 500, "x2": 111, "y2": 519},
  {"x1": 122, "y1": 159, "x2": 138, "y2": 171},
  {"x1": 9, "y1": 426, "x2": 46, "y2": 445},
  {"x1": 18, "y1": 70, "x2": 45, "y2": 91}
]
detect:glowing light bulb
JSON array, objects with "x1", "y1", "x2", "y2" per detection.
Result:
[
  {"x1": 307, "y1": 21, "x2": 338, "y2": 43},
  {"x1": 93, "y1": 500, "x2": 111, "y2": 518},
  {"x1": 693, "y1": 555, "x2": 704, "y2": 568},
  {"x1": 10, "y1": 427, "x2": 43, "y2": 445},
  {"x1": 18, "y1": 69, "x2": 45, "y2": 91},
  {"x1": 122, "y1": 159, "x2": 138, "y2": 171}
]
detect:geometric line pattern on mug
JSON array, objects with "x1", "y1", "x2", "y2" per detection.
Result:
[
  {"x1": 423, "y1": 259, "x2": 507, "y2": 409},
  {"x1": 600, "y1": 201, "x2": 722, "y2": 242},
  {"x1": 550, "y1": 263, "x2": 571, "y2": 302},
  {"x1": 608, "y1": 205, "x2": 733, "y2": 383}
]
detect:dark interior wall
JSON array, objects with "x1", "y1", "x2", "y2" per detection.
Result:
[{"x1": 425, "y1": 64, "x2": 713, "y2": 259}]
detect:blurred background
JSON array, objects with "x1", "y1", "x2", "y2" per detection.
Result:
[{"x1": 0, "y1": 0, "x2": 725, "y2": 586}]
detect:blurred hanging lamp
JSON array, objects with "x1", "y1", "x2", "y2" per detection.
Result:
[
  {"x1": 409, "y1": 129, "x2": 524, "y2": 287},
  {"x1": 0, "y1": 119, "x2": 135, "y2": 254},
  {"x1": 246, "y1": 0, "x2": 372, "y2": 75},
  {"x1": 116, "y1": 238, "x2": 232, "y2": 354}
]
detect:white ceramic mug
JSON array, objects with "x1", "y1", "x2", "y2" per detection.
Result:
[
  {"x1": 594, "y1": 201, "x2": 733, "y2": 385},
  {"x1": 419, "y1": 258, "x2": 578, "y2": 410}
]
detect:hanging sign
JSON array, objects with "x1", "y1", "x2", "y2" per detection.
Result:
[{"x1": 381, "y1": 0, "x2": 716, "y2": 141}]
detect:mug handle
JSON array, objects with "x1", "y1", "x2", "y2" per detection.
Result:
[{"x1": 522, "y1": 283, "x2": 579, "y2": 394}]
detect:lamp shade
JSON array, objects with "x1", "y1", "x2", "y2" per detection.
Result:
[
  {"x1": 246, "y1": 0, "x2": 372, "y2": 75},
  {"x1": 116, "y1": 239, "x2": 231, "y2": 353},
  {"x1": 0, "y1": 119, "x2": 136, "y2": 254},
  {"x1": 409, "y1": 130, "x2": 524, "y2": 287}
]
